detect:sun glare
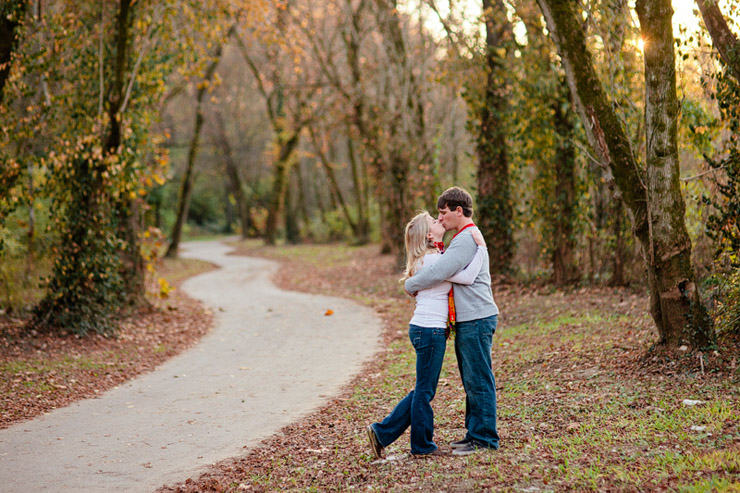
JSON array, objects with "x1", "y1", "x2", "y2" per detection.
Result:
[
  {"x1": 672, "y1": 0, "x2": 701, "y2": 35},
  {"x1": 405, "y1": 0, "x2": 729, "y2": 47}
]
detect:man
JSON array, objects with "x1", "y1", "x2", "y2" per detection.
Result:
[{"x1": 404, "y1": 186, "x2": 499, "y2": 456}]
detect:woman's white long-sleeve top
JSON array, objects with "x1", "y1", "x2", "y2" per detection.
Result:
[{"x1": 408, "y1": 247, "x2": 485, "y2": 328}]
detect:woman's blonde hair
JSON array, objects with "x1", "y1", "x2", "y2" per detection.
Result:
[{"x1": 402, "y1": 211, "x2": 437, "y2": 280}]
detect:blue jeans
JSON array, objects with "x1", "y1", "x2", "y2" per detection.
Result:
[
  {"x1": 455, "y1": 315, "x2": 499, "y2": 449},
  {"x1": 371, "y1": 325, "x2": 447, "y2": 454}
]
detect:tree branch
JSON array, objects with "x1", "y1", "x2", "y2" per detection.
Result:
[{"x1": 695, "y1": 0, "x2": 740, "y2": 81}]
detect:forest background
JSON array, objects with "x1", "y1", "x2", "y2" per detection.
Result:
[{"x1": 1, "y1": 0, "x2": 740, "y2": 352}]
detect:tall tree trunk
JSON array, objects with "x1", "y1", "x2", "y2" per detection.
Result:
[
  {"x1": 166, "y1": 45, "x2": 224, "y2": 257},
  {"x1": 222, "y1": 180, "x2": 234, "y2": 234},
  {"x1": 385, "y1": 152, "x2": 410, "y2": 265},
  {"x1": 611, "y1": 199, "x2": 626, "y2": 286},
  {"x1": 378, "y1": 200, "x2": 393, "y2": 255},
  {"x1": 104, "y1": 0, "x2": 149, "y2": 306},
  {"x1": 551, "y1": 76, "x2": 579, "y2": 285},
  {"x1": 24, "y1": 160, "x2": 35, "y2": 282},
  {"x1": 518, "y1": 0, "x2": 580, "y2": 284},
  {"x1": 295, "y1": 159, "x2": 310, "y2": 228},
  {"x1": 636, "y1": 0, "x2": 713, "y2": 346},
  {"x1": 284, "y1": 168, "x2": 301, "y2": 244},
  {"x1": 347, "y1": 135, "x2": 370, "y2": 244},
  {"x1": 478, "y1": 0, "x2": 514, "y2": 276},
  {"x1": 232, "y1": 17, "x2": 300, "y2": 247},
  {"x1": 104, "y1": 0, "x2": 130, "y2": 152},
  {"x1": 264, "y1": 131, "x2": 300, "y2": 245},
  {"x1": 537, "y1": 0, "x2": 714, "y2": 348},
  {"x1": 308, "y1": 125, "x2": 359, "y2": 237},
  {"x1": 374, "y1": 0, "x2": 425, "y2": 260},
  {"x1": 214, "y1": 110, "x2": 252, "y2": 239},
  {"x1": 0, "y1": 1, "x2": 25, "y2": 103}
]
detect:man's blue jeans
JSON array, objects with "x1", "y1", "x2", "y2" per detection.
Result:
[
  {"x1": 371, "y1": 325, "x2": 446, "y2": 454},
  {"x1": 455, "y1": 314, "x2": 499, "y2": 449}
]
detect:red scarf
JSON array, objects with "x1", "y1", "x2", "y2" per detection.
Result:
[
  {"x1": 453, "y1": 222, "x2": 476, "y2": 238},
  {"x1": 445, "y1": 222, "x2": 475, "y2": 338}
]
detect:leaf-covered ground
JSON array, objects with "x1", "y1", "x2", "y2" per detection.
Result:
[
  {"x1": 161, "y1": 240, "x2": 740, "y2": 492},
  {"x1": 0, "y1": 257, "x2": 216, "y2": 428}
]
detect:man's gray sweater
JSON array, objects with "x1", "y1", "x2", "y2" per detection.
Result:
[{"x1": 404, "y1": 227, "x2": 499, "y2": 323}]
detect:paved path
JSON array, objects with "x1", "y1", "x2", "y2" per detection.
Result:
[{"x1": 0, "y1": 240, "x2": 382, "y2": 492}]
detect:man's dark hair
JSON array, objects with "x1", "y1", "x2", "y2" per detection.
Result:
[{"x1": 437, "y1": 186, "x2": 473, "y2": 217}]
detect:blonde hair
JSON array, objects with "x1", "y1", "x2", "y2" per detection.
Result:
[{"x1": 402, "y1": 211, "x2": 437, "y2": 281}]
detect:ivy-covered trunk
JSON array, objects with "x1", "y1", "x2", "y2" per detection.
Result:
[
  {"x1": 476, "y1": 0, "x2": 513, "y2": 276},
  {"x1": 0, "y1": 1, "x2": 25, "y2": 103},
  {"x1": 34, "y1": 141, "x2": 123, "y2": 336},
  {"x1": 636, "y1": 0, "x2": 713, "y2": 347},
  {"x1": 383, "y1": 151, "x2": 410, "y2": 265},
  {"x1": 537, "y1": 0, "x2": 715, "y2": 348},
  {"x1": 264, "y1": 130, "x2": 299, "y2": 245},
  {"x1": 0, "y1": 2, "x2": 27, "y2": 236},
  {"x1": 551, "y1": 76, "x2": 579, "y2": 286}
]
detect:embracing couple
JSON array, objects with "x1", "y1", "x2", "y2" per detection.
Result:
[{"x1": 367, "y1": 186, "x2": 499, "y2": 458}]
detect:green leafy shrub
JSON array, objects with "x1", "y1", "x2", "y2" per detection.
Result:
[
  {"x1": 304, "y1": 208, "x2": 352, "y2": 243},
  {"x1": 710, "y1": 267, "x2": 740, "y2": 335}
]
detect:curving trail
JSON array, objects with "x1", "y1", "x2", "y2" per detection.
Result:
[{"x1": 0, "y1": 240, "x2": 382, "y2": 492}]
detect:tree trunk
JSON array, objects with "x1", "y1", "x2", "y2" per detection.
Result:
[
  {"x1": 610, "y1": 199, "x2": 627, "y2": 286},
  {"x1": 264, "y1": 131, "x2": 300, "y2": 245},
  {"x1": 166, "y1": 45, "x2": 224, "y2": 257},
  {"x1": 636, "y1": 0, "x2": 713, "y2": 347},
  {"x1": 166, "y1": 104, "x2": 204, "y2": 257},
  {"x1": 551, "y1": 76, "x2": 579, "y2": 285},
  {"x1": 118, "y1": 199, "x2": 147, "y2": 306},
  {"x1": 695, "y1": 0, "x2": 740, "y2": 82},
  {"x1": 222, "y1": 180, "x2": 234, "y2": 234},
  {"x1": 295, "y1": 158, "x2": 310, "y2": 228},
  {"x1": 308, "y1": 125, "x2": 359, "y2": 237},
  {"x1": 347, "y1": 136, "x2": 370, "y2": 244},
  {"x1": 214, "y1": 110, "x2": 252, "y2": 239},
  {"x1": 477, "y1": 0, "x2": 514, "y2": 276},
  {"x1": 0, "y1": 1, "x2": 25, "y2": 103},
  {"x1": 232, "y1": 17, "x2": 300, "y2": 247},
  {"x1": 537, "y1": 0, "x2": 715, "y2": 348},
  {"x1": 105, "y1": 0, "x2": 132, "y2": 153},
  {"x1": 284, "y1": 168, "x2": 301, "y2": 245},
  {"x1": 372, "y1": 0, "x2": 428, "y2": 259},
  {"x1": 104, "y1": 0, "x2": 150, "y2": 306},
  {"x1": 384, "y1": 151, "x2": 410, "y2": 265},
  {"x1": 378, "y1": 200, "x2": 393, "y2": 255}
]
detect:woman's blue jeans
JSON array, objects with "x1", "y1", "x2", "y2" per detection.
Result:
[{"x1": 371, "y1": 325, "x2": 447, "y2": 454}]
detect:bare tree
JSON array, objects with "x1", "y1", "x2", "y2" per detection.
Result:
[{"x1": 167, "y1": 32, "x2": 229, "y2": 257}]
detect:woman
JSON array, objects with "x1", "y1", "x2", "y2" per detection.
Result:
[{"x1": 367, "y1": 211, "x2": 486, "y2": 458}]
